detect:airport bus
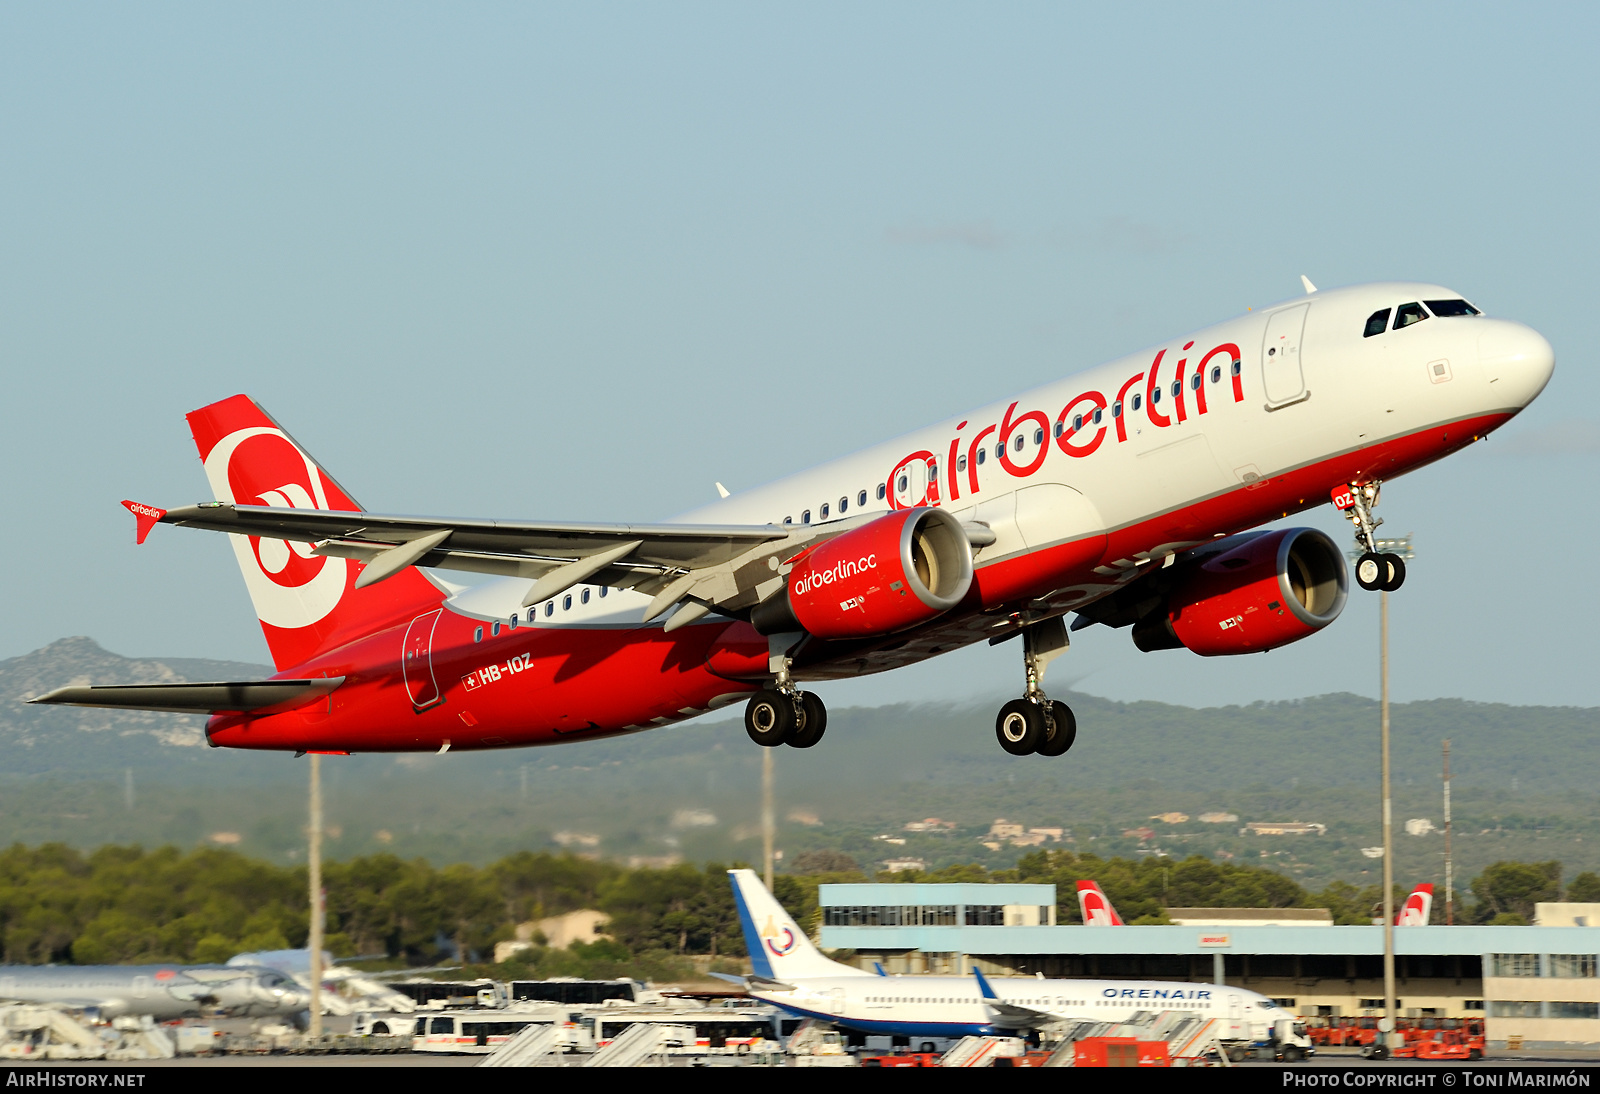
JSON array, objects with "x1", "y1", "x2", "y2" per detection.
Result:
[{"x1": 405, "y1": 1006, "x2": 786, "y2": 1055}]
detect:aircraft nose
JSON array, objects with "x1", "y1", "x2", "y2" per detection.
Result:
[{"x1": 1478, "y1": 319, "x2": 1555, "y2": 407}]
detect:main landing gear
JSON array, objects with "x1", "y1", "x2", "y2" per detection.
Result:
[
  {"x1": 994, "y1": 616, "x2": 1077, "y2": 757},
  {"x1": 1338, "y1": 480, "x2": 1406, "y2": 592},
  {"x1": 744, "y1": 643, "x2": 827, "y2": 749}
]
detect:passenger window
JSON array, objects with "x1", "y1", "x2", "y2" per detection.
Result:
[
  {"x1": 995, "y1": 442, "x2": 1005, "y2": 459},
  {"x1": 1364, "y1": 308, "x2": 1392, "y2": 337},
  {"x1": 1033, "y1": 427, "x2": 1044, "y2": 445},
  {"x1": 1012, "y1": 435, "x2": 1023, "y2": 453},
  {"x1": 563, "y1": 594, "x2": 572, "y2": 611},
  {"x1": 876, "y1": 483, "x2": 887, "y2": 500},
  {"x1": 957, "y1": 455, "x2": 967, "y2": 472},
  {"x1": 1093, "y1": 407, "x2": 1103, "y2": 424},
  {"x1": 802, "y1": 510, "x2": 811, "y2": 524},
  {"x1": 1171, "y1": 380, "x2": 1181, "y2": 398},
  {"x1": 545, "y1": 602, "x2": 554, "y2": 617},
  {"x1": 1231, "y1": 359, "x2": 1241, "y2": 376},
  {"x1": 820, "y1": 503, "x2": 830, "y2": 519},
  {"x1": 897, "y1": 473, "x2": 909, "y2": 492},
  {"x1": 1394, "y1": 302, "x2": 1429, "y2": 329},
  {"x1": 1052, "y1": 421, "x2": 1063, "y2": 438},
  {"x1": 474, "y1": 626, "x2": 483, "y2": 642},
  {"x1": 1151, "y1": 387, "x2": 1161, "y2": 404},
  {"x1": 783, "y1": 516, "x2": 792, "y2": 524},
  {"x1": 509, "y1": 614, "x2": 518, "y2": 630},
  {"x1": 1189, "y1": 374, "x2": 1200, "y2": 391},
  {"x1": 929, "y1": 460, "x2": 938, "y2": 478},
  {"x1": 858, "y1": 490, "x2": 868, "y2": 507},
  {"x1": 1132, "y1": 393, "x2": 1142, "y2": 410},
  {"x1": 976, "y1": 448, "x2": 986, "y2": 465},
  {"x1": 492, "y1": 622, "x2": 501, "y2": 637},
  {"x1": 838, "y1": 496, "x2": 848, "y2": 513},
  {"x1": 598, "y1": 586, "x2": 607, "y2": 598},
  {"x1": 1424, "y1": 299, "x2": 1482, "y2": 317},
  {"x1": 582, "y1": 588, "x2": 591, "y2": 604},
  {"x1": 1210, "y1": 366, "x2": 1222, "y2": 383},
  {"x1": 1112, "y1": 400, "x2": 1122, "y2": 417},
  {"x1": 1072, "y1": 414, "x2": 1084, "y2": 432}
]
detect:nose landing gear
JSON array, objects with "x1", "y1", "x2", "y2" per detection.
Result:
[
  {"x1": 1335, "y1": 481, "x2": 1406, "y2": 592},
  {"x1": 993, "y1": 616, "x2": 1076, "y2": 757}
]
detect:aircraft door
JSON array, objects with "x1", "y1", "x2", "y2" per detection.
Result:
[
  {"x1": 1227, "y1": 993, "x2": 1243, "y2": 1021},
  {"x1": 1261, "y1": 304, "x2": 1310, "y2": 407},
  {"x1": 402, "y1": 609, "x2": 445, "y2": 711},
  {"x1": 133, "y1": 975, "x2": 150, "y2": 999},
  {"x1": 826, "y1": 988, "x2": 846, "y2": 1016},
  {"x1": 894, "y1": 459, "x2": 931, "y2": 509}
]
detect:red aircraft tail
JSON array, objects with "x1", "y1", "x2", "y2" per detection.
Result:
[
  {"x1": 1396, "y1": 883, "x2": 1435, "y2": 926},
  {"x1": 186, "y1": 395, "x2": 445, "y2": 671},
  {"x1": 1076, "y1": 880, "x2": 1125, "y2": 926}
]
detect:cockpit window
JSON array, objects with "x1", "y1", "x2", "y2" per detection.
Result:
[
  {"x1": 1393, "y1": 302, "x2": 1429, "y2": 330},
  {"x1": 1364, "y1": 309, "x2": 1391, "y2": 338},
  {"x1": 1424, "y1": 299, "x2": 1481, "y2": 318}
]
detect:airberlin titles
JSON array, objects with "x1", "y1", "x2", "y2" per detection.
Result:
[{"x1": 887, "y1": 339, "x2": 1244, "y2": 510}]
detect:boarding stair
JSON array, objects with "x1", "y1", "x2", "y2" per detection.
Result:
[
  {"x1": 939, "y1": 1035, "x2": 1026, "y2": 1067},
  {"x1": 582, "y1": 1023, "x2": 694, "y2": 1068},
  {"x1": 478, "y1": 1022, "x2": 565, "y2": 1067}
]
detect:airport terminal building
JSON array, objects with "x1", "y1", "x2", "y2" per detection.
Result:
[{"x1": 818, "y1": 883, "x2": 1600, "y2": 1049}]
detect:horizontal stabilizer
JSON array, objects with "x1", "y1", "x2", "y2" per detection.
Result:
[{"x1": 27, "y1": 678, "x2": 343, "y2": 715}]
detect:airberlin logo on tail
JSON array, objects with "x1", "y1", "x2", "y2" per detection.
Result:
[
  {"x1": 201, "y1": 426, "x2": 349, "y2": 631},
  {"x1": 793, "y1": 554, "x2": 876, "y2": 598}
]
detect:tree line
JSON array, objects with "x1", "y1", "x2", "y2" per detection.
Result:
[{"x1": 1, "y1": 842, "x2": 1592, "y2": 972}]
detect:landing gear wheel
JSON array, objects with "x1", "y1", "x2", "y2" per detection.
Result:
[
  {"x1": 1355, "y1": 551, "x2": 1385, "y2": 591},
  {"x1": 1379, "y1": 552, "x2": 1406, "y2": 592},
  {"x1": 744, "y1": 689, "x2": 796, "y2": 747},
  {"x1": 789, "y1": 692, "x2": 828, "y2": 749},
  {"x1": 995, "y1": 699, "x2": 1045, "y2": 755},
  {"x1": 1036, "y1": 700, "x2": 1077, "y2": 757}
]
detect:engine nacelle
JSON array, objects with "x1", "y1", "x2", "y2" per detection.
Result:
[
  {"x1": 1132, "y1": 528, "x2": 1348, "y2": 656},
  {"x1": 752, "y1": 508, "x2": 973, "y2": 640}
]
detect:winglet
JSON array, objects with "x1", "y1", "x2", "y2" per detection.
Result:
[
  {"x1": 1301, "y1": 275, "x2": 1318, "y2": 294},
  {"x1": 121, "y1": 500, "x2": 167, "y2": 545},
  {"x1": 973, "y1": 966, "x2": 999, "y2": 1001}
]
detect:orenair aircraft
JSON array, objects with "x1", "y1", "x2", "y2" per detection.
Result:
[
  {"x1": 32, "y1": 281, "x2": 1552, "y2": 757},
  {"x1": 721, "y1": 869, "x2": 1306, "y2": 1048},
  {"x1": 0, "y1": 963, "x2": 310, "y2": 1020}
]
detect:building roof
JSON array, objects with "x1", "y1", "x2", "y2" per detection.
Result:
[
  {"x1": 1166, "y1": 908, "x2": 1334, "y2": 926},
  {"x1": 820, "y1": 883, "x2": 1057, "y2": 905},
  {"x1": 817, "y1": 923, "x2": 1600, "y2": 957}
]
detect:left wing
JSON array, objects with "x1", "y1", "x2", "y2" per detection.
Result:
[
  {"x1": 973, "y1": 966, "x2": 1054, "y2": 1029},
  {"x1": 142, "y1": 501, "x2": 815, "y2": 629}
]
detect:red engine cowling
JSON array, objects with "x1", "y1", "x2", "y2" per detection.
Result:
[
  {"x1": 1133, "y1": 528, "x2": 1348, "y2": 656},
  {"x1": 758, "y1": 508, "x2": 974, "y2": 640}
]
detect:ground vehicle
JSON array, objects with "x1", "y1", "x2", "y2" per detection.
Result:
[{"x1": 1221, "y1": 1018, "x2": 1314, "y2": 1062}]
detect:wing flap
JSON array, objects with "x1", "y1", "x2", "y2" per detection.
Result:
[{"x1": 27, "y1": 679, "x2": 343, "y2": 715}]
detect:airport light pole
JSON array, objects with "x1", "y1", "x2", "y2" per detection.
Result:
[
  {"x1": 308, "y1": 754, "x2": 324, "y2": 1040},
  {"x1": 762, "y1": 749, "x2": 776, "y2": 891}
]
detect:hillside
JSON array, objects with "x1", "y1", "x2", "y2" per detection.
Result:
[{"x1": 4, "y1": 638, "x2": 1598, "y2": 891}]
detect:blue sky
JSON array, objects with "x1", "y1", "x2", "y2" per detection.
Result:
[{"x1": 2, "y1": 3, "x2": 1595, "y2": 710}]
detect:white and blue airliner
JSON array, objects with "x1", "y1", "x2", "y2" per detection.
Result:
[{"x1": 725, "y1": 868, "x2": 1294, "y2": 1040}]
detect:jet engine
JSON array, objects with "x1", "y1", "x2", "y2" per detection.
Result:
[
  {"x1": 751, "y1": 507, "x2": 973, "y2": 639},
  {"x1": 1125, "y1": 528, "x2": 1348, "y2": 656}
]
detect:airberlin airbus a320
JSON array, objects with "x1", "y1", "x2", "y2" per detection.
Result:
[{"x1": 35, "y1": 281, "x2": 1553, "y2": 758}]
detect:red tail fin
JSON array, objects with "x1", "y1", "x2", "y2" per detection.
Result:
[
  {"x1": 187, "y1": 394, "x2": 445, "y2": 671},
  {"x1": 1396, "y1": 883, "x2": 1435, "y2": 926},
  {"x1": 1076, "y1": 880, "x2": 1125, "y2": 926}
]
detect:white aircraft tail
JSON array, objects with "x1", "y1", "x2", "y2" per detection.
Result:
[
  {"x1": 1396, "y1": 883, "x2": 1435, "y2": 926},
  {"x1": 1076, "y1": 880, "x2": 1125, "y2": 926},
  {"x1": 727, "y1": 869, "x2": 865, "y2": 980}
]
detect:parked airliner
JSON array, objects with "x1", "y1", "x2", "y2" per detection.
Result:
[
  {"x1": 32, "y1": 281, "x2": 1552, "y2": 756},
  {"x1": 722, "y1": 869, "x2": 1305, "y2": 1049},
  {"x1": 0, "y1": 964, "x2": 310, "y2": 1020}
]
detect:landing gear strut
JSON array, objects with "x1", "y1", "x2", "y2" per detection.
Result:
[
  {"x1": 1336, "y1": 481, "x2": 1406, "y2": 592},
  {"x1": 994, "y1": 617, "x2": 1076, "y2": 757},
  {"x1": 745, "y1": 640, "x2": 827, "y2": 749}
]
